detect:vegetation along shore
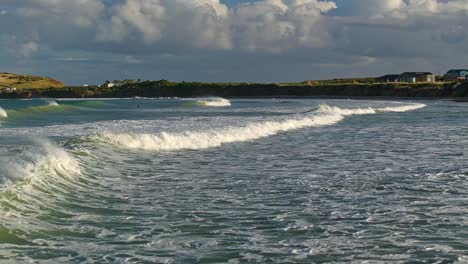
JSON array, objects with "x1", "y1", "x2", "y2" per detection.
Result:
[{"x1": 3, "y1": 73, "x2": 468, "y2": 99}]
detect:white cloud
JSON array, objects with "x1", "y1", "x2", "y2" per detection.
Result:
[
  {"x1": 4, "y1": 0, "x2": 468, "y2": 83},
  {"x1": 232, "y1": 0, "x2": 336, "y2": 52},
  {"x1": 97, "y1": 0, "x2": 165, "y2": 43},
  {"x1": 95, "y1": 0, "x2": 335, "y2": 51}
]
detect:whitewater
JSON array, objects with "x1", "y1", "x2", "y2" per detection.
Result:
[
  {"x1": 0, "y1": 98, "x2": 466, "y2": 263},
  {"x1": 0, "y1": 106, "x2": 6, "y2": 118},
  {"x1": 91, "y1": 103, "x2": 426, "y2": 151}
]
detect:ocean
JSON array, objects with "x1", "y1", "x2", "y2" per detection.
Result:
[{"x1": 0, "y1": 98, "x2": 466, "y2": 263}]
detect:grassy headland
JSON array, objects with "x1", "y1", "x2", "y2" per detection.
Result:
[
  {"x1": 0, "y1": 73, "x2": 64, "y2": 89},
  {"x1": 1, "y1": 75, "x2": 468, "y2": 99}
]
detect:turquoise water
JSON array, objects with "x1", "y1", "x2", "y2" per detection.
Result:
[{"x1": 0, "y1": 98, "x2": 466, "y2": 263}]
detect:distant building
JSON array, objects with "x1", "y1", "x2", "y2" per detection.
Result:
[
  {"x1": 398, "y1": 72, "x2": 435, "y2": 83},
  {"x1": 376, "y1": 74, "x2": 399, "y2": 83},
  {"x1": 107, "y1": 82, "x2": 115, "y2": 88},
  {"x1": 444, "y1": 69, "x2": 468, "y2": 82}
]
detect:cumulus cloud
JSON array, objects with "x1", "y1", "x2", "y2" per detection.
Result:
[
  {"x1": 97, "y1": 0, "x2": 165, "y2": 44},
  {"x1": 232, "y1": 0, "x2": 336, "y2": 52},
  {"x1": 3, "y1": 0, "x2": 468, "y2": 84},
  {"x1": 1, "y1": 0, "x2": 337, "y2": 52},
  {"x1": 95, "y1": 0, "x2": 335, "y2": 51}
]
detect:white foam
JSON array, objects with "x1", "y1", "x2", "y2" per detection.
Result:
[
  {"x1": 376, "y1": 103, "x2": 426, "y2": 112},
  {"x1": 92, "y1": 113, "x2": 343, "y2": 151},
  {"x1": 196, "y1": 98, "x2": 231, "y2": 107},
  {"x1": 1, "y1": 141, "x2": 81, "y2": 187},
  {"x1": 90, "y1": 103, "x2": 426, "y2": 152},
  {"x1": 317, "y1": 103, "x2": 426, "y2": 115},
  {"x1": 0, "y1": 106, "x2": 7, "y2": 118},
  {"x1": 317, "y1": 105, "x2": 377, "y2": 116},
  {"x1": 47, "y1": 100, "x2": 60, "y2": 106}
]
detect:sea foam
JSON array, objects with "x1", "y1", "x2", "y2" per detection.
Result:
[{"x1": 91, "y1": 103, "x2": 426, "y2": 152}]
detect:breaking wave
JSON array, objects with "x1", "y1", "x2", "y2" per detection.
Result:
[
  {"x1": 317, "y1": 103, "x2": 426, "y2": 115},
  {"x1": 0, "y1": 106, "x2": 7, "y2": 118},
  {"x1": 5, "y1": 101, "x2": 76, "y2": 118},
  {"x1": 196, "y1": 98, "x2": 231, "y2": 107},
  {"x1": 0, "y1": 141, "x2": 81, "y2": 188},
  {"x1": 47, "y1": 99, "x2": 59, "y2": 106},
  {"x1": 375, "y1": 103, "x2": 427, "y2": 112},
  {"x1": 89, "y1": 103, "x2": 426, "y2": 152}
]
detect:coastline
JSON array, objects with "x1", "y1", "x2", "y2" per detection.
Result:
[{"x1": 1, "y1": 81, "x2": 468, "y2": 100}]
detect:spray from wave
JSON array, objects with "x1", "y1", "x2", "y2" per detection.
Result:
[
  {"x1": 89, "y1": 103, "x2": 426, "y2": 152},
  {"x1": 195, "y1": 98, "x2": 231, "y2": 107}
]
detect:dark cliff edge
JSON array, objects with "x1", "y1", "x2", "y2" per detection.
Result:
[{"x1": 2, "y1": 80, "x2": 468, "y2": 99}]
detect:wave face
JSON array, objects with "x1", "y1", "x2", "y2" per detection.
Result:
[
  {"x1": 5, "y1": 101, "x2": 75, "y2": 119},
  {"x1": 196, "y1": 97, "x2": 231, "y2": 107},
  {"x1": 90, "y1": 103, "x2": 426, "y2": 151}
]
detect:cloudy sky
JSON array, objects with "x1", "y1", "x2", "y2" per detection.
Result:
[{"x1": 1, "y1": 0, "x2": 468, "y2": 85}]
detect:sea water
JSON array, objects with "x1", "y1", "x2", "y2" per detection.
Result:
[{"x1": 0, "y1": 98, "x2": 466, "y2": 263}]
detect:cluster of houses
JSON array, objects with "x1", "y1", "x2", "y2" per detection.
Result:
[
  {"x1": 98, "y1": 79, "x2": 141, "y2": 88},
  {"x1": 377, "y1": 69, "x2": 468, "y2": 83}
]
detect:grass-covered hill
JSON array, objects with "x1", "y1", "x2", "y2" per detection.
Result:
[{"x1": 0, "y1": 72, "x2": 64, "y2": 89}]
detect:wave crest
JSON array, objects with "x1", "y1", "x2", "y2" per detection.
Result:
[
  {"x1": 0, "y1": 106, "x2": 7, "y2": 118},
  {"x1": 317, "y1": 103, "x2": 426, "y2": 115},
  {"x1": 196, "y1": 98, "x2": 231, "y2": 107},
  {"x1": 89, "y1": 103, "x2": 425, "y2": 152},
  {"x1": 376, "y1": 103, "x2": 426, "y2": 112},
  {"x1": 91, "y1": 113, "x2": 343, "y2": 151},
  {"x1": 1, "y1": 142, "x2": 81, "y2": 187}
]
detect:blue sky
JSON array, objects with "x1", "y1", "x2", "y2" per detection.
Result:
[{"x1": 1, "y1": 0, "x2": 467, "y2": 85}]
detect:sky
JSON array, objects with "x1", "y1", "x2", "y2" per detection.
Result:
[{"x1": 1, "y1": 0, "x2": 468, "y2": 85}]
